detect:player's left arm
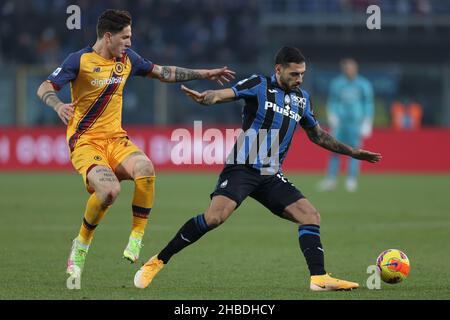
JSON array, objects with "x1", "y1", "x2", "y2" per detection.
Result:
[
  {"x1": 149, "y1": 65, "x2": 236, "y2": 85},
  {"x1": 304, "y1": 124, "x2": 382, "y2": 163}
]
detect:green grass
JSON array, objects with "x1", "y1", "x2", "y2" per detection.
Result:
[{"x1": 0, "y1": 172, "x2": 449, "y2": 300}]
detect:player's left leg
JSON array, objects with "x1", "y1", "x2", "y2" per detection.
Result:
[
  {"x1": 283, "y1": 199, "x2": 359, "y2": 291},
  {"x1": 253, "y1": 173, "x2": 358, "y2": 291},
  {"x1": 112, "y1": 139, "x2": 155, "y2": 262}
]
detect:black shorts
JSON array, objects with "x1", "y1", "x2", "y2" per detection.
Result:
[{"x1": 210, "y1": 165, "x2": 305, "y2": 216}]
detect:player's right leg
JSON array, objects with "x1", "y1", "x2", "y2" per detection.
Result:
[
  {"x1": 134, "y1": 195, "x2": 237, "y2": 289},
  {"x1": 134, "y1": 164, "x2": 259, "y2": 289},
  {"x1": 67, "y1": 142, "x2": 121, "y2": 278},
  {"x1": 67, "y1": 165, "x2": 121, "y2": 277}
]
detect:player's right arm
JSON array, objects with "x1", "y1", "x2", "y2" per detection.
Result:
[
  {"x1": 180, "y1": 85, "x2": 236, "y2": 105},
  {"x1": 37, "y1": 51, "x2": 80, "y2": 125},
  {"x1": 180, "y1": 74, "x2": 263, "y2": 106},
  {"x1": 36, "y1": 81, "x2": 76, "y2": 125}
]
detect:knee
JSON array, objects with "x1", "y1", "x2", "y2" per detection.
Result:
[
  {"x1": 97, "y1": 183, "x2": 121, "y2": 206},
  {"x1": 133, "y1": 160, "x2": 155, "y2": 178},
  {"x1": 289, "y1": 200, "x2": 321, "y2": 225}
]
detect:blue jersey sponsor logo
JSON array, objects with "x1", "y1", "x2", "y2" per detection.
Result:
[{"x1": 264, "y1": 101, "x2": 301, "y2": 121}]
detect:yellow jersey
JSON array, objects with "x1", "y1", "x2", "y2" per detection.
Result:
[{"x1": 47, "y1": 46, "x2": 153, "y2": 151}]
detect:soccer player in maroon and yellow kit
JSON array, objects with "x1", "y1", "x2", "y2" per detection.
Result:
[{"x1": 36, "y1": 9, "x2": 235, "y2": 280}]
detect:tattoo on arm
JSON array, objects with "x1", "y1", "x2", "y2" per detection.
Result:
[
  {"x1": 160, "y1": 66, "x2": 172, "y2": 80},
  {"x1": 41, "y1": 90, "x2": 63, "y2": 110},
  {"x1": 175, "y1": 67, "x2": 202, "y2": 82},
  {"x1": 306, "y1": 126, "x2": 354, "y2": 156},
  {"x1": 42, "y1": 91, "x2": 56, "y2": 104}
]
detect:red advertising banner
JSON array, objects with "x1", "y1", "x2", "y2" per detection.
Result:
[{"x1": 0, "y1": 126, "x2": 449, "y2": 173}]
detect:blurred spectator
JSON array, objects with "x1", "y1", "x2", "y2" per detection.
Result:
[
  {"x1": 0, "y1": 0, "x2": 261, "y2": 66},
  {"x1": 391, "y1": 101, "x2": 423, "y2": 130},
  {"x1": 37, "y1": 28, "x2": 60, "y2": 67},
  {"x1": 1, "y1": 0, "x2": 448, "y2": 65},
  {"x1": 263, "y1": 0, "x2": 446, "y2": 14}
]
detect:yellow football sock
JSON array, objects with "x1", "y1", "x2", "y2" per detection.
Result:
[
  {"x1": 131, "y1": 176, "x2": 155, "y2": 239},
  {"x1": 77, "y1": 193, "x2": 109, "y2": 246}
]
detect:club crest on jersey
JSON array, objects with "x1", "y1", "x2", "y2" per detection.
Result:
[
  {"x1": 114, "y1": 62, "x2": 125, "y2": 75},
  {"x1": 93, "y1": 67, "x2": 101, "y2": 73},
  {"x1": 265, "y1": 101, "x2": 301, "y2": 121},
  {"x1": 290, "y1": 94, "x2": 306, "y2": 110}
]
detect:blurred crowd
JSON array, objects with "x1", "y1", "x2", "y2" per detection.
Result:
[
  {"x1": 0, "y1": 0, "x2": 261, "y2": 66},
  {"x1": 264, "y1": 0, "x2": 450, "y2": 14},
  {"x1": 1, "y1": 0, "x2": 449, "y2": 66}
]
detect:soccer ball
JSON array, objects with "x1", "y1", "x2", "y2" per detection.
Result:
[{"x1": 376, "y1": 249, "x2": 410, "y2": 284}]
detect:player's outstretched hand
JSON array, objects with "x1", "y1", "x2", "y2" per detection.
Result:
[
  {"x1": 204, "y1": 66, "x2": 236, "y2": 86},
  {"x1": 55, "y1": 100, "x2": 77, "y2": 125},
  {"x1": 351, "y1": 149, "x2": 382, "y2": 163},
  {"x1": 181, "y1": 85, "x2": 207, "y2": 104}
]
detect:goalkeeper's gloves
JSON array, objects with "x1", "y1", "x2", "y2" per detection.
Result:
[
  {"x1": 361, "y1": 118, "x2": 373, "y2": 138},
  {"x1": 328, "y1": 113, "x2": 339, "y2": 129}
]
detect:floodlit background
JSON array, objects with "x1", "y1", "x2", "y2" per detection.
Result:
[{"x1": 0, "y1": 0, "x2": 449, "y2": 300}]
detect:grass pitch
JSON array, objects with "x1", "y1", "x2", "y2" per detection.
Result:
[{"x1": 0, "y1": 172, "x2": 449, "y2": 300}]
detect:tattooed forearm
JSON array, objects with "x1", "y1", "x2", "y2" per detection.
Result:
[
  {"x1": 155, "y1": 65, "x2": 203, "y2": 82},
  {"x1": 306, "y1": 126, "x2": 354, "y2": 156},
  {"x1": 175, "y1": 67, "x2": 202, "y2": 82},
  {"x1": 41, "y1": 91, "x2": 63, "y2": 110},
  {"x1": 160, "y1": 66, "x2": 172, "y2": 80}
]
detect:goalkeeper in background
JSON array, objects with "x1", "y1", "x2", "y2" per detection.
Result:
[{"x1": 318, "y1": 58, "x2": 374, "y2": 192}]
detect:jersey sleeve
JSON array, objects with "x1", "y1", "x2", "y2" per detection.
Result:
[
  {"x1": 126, "y1": 48, "x2": 154, "y2": 77},
  {"x1": 46, "y1": 52, "x2": 80, "y2": 90},
  {"x1": 300, "y1": 91, "x2": 319, "y2": 129},
  {"x1": 231, "y1": 75, "x2": 263, "y2": 99}
]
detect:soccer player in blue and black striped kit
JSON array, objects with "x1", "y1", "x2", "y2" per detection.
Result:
[{"x1": 134, "y1": 47, "x2": 382, "y2": 291}]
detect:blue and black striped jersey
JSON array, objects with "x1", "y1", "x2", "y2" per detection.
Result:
[{"x1": 228, "y1": 74, "x2": 318, "y2": 174}]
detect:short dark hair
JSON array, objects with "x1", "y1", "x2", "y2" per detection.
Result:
[
  {"x1": 97, "y1": 9, "x2": 132, "y2": 38},
  {"x1": 275, "y1": 46, "x2": 306, "y2": 66}
]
